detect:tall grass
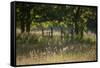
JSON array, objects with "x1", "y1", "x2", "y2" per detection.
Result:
[{"x1": 16, "y1": 31, "x2": 97, "y2": 65}]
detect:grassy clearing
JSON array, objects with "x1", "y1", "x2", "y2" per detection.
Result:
[
  {"x1": 16, "y1": 44, "x2": 96, "y2": 65},
  {"x1": 16, "y1": 31, "x2": 97, "y2": 65}
]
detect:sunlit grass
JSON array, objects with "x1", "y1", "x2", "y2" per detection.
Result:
[
  {"x1": 16, "y1": 44, "x2": 96, "y2": 65},
  {"x1": 16, "y1": 31, "x2": 97, "y2": 65}
]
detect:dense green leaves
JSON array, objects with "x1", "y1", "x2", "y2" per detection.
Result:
[{"x1": 16, "y1": 3, "x2": 97, "y2": 39}]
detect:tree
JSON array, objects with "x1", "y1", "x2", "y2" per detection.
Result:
[{"x1": 16, "y1": 2, "x2": 97, "y2": 40}]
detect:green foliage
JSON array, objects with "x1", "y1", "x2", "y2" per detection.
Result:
[
  {"x1": 16, "y1": 2, "x2": 97, "y2": 39},
  {"x1": 16, "y1": 33, "x2": 39, "y2": 44}
]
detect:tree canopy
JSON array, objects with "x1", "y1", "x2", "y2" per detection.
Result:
[{"x1": 16, "y1": 3, "x2": 97, "y2": 39}]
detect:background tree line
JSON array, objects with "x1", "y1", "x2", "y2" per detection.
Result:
[{"x1": 16, "y1": 3, "x2": 97, "y2": 39}]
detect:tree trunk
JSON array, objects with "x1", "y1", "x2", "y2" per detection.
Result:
[
  {"x1": 70, "y1": 27, "x2": 74, "y2": 40},
  {"x1": 25, "y1": 6, "x2": 31, "y2": 33},
  {"x1": 61, "y1": 27, "x2": 63, "y2": 39},
  {"x1": 21, "y1": 21, "x2": 25, "y2": 33},
  {"x1": 42, "y1": 28, "x2": 44, "y2": 36},
  {"x1": 74, "y1": 7, "x2": 80, "y2": 35},
  {"x1": 80, "y1": 27, "x2": 84, "y2": 39},
  {"x1": 26, "y1": 22, "x2": 31, "y2": 33},
  {"x1": 51, "y1": 27, "x2": 53, "y2": 38},
  {"x1": 75, "y1": 23, "x2": 79, "y2": 35}
]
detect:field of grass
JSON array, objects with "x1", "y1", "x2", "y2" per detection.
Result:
[{"x1": 16, "y1": 30, "x2": 97, "y2": 65}]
